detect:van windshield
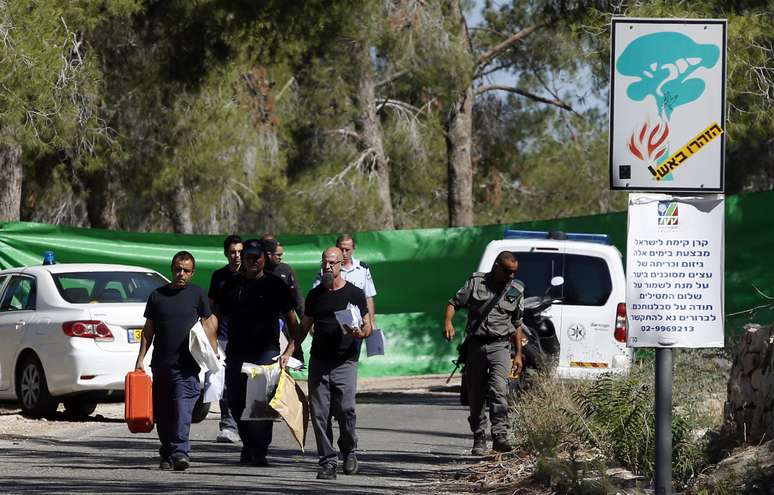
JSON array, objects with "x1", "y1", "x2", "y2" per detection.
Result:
[
  {"x1": 53, "y1": 271, "x2": 167, "y2": 303},
  {"x1": 510, "y1": 252, "x2": 612, "y2": 306}
]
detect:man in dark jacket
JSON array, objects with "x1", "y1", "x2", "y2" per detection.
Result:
[{"x1": 217, "y1": 239, "x2": 298, "y2": 466}]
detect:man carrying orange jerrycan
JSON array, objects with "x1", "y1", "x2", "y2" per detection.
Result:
[{"x1": 134, "y1": 251, "x2": 218, "y2": 471}]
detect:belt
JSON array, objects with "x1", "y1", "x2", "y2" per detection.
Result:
[{"x1": 470, "y1": 334, "x2": 511, "y2": 344}]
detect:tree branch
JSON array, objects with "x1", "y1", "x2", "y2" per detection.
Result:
[
  {"x1": 476, "y1": 22, "x2": 545, "y2": 70},
  {"x1": 323, "y1": 128, "x2": 361, "y2": 140},
  {"x1": 476, "y1": 60, "x2": 513, "y2": 79},
  {"x1": 376, "y1": 98, "x2": 422, "y2": 114},
  {"x1": 376, "y1": 69, "x2": 408, "y2": 88},
  {"x1": 474, "y1": 84, "x2": 573, "y2": 111}
]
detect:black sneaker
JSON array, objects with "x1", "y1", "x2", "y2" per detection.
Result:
[
  {"x1": 492, "y1": 435, "x2": 513, "y2": 453},
  {"x1": 342, "y1": 452, "x2": 358, "y2": 475},
  {"x1": 316, "y1": 464, "x2": 337, "y2": 480},
  {"x1": 159, "y1": 458, "x2": 173, "y2": 470},
  {"x1": 252, "y1": 456, "x2": 269, "y2": 467},
  {"x1": 239, "y1": 450, "x2": 253, "y2": 464},
  {"x1": 172, "y1": 455, "x2": 190, "y2": 471},
  {"x1": 471, "y1": 434, "x2": 487, "y2": 456}
]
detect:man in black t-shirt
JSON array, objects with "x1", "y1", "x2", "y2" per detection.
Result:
[
  {"x1": 262, "y1": 237, "x2": 304, "y2": 315},
  {"x1": 262, "y1": 237, "x2": 305, "y2": 364},
  {"x1": 135, "y1": 251, "x2": 218, "y2": 472},
  {"x1": 280, "y1": 247, "x2": 371, "y2": 480},
  {"x1": 217, "y1": 239, "x2": 298, "y2": 467},
  {"x1": 207, "y1": 234, "x2": 242, "y2": 443}
]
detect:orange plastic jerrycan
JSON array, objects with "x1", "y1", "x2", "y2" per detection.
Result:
[{"x1": 125, "y1": 370, "x2": 154, "y2": 433}]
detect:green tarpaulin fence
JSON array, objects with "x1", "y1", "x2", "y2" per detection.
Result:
[{"x1": 1, "y1": 190, "x2": 771, "y2": 377}]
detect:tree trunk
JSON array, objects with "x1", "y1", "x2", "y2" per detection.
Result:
[
  {"x1": 0, "y1": 142, "x2": 23, "y2": 222},
  {"x1": 444, "y1": 0, "x2": 475, "y2": 227},
  {"x1": 445, "y1": 86, "x2": 475, "y2": 227},
  {"x1": 353, "y1": 41, "x2": 395, "y2": 230},
  {"x1": 169, "y1": 185, "x2": 194, "y2": 234},
  {"x1": 81, "y1": 170, "x2": 118, "y2": 229}
]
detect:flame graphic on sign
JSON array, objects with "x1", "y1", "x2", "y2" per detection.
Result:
[{"x1": 628, "y1": 118, "x2": 670, "y2": 163}]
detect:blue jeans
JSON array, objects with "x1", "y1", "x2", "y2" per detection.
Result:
[
  {"x1": 225, "y1": 348, "x2": 279, "y2": 459},
  {"x1": 152, "y1": 366, "x2": 200, "y2": 460}
]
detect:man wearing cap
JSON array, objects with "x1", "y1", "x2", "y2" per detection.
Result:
[
  {"x1": 216, "y1": 239, "x2": 298, "y2": 466},
  {"x1": 443, "y1": 251, "x2": 525, "y2": 456},
  {"x1": 282, "y1": 246, "x2": 371, "y2": 480}
]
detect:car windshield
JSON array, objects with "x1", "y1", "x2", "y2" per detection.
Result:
[
  {"x1": 511, "y1": 252, "x2": 612, "y2": 306},
  {"x1": 53, "y1": 271, "x2": 167, "y2": 304}
]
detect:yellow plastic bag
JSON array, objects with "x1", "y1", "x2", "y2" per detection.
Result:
[{"x1": 269, "y1": 370, "x2": 309, "y2": 451}]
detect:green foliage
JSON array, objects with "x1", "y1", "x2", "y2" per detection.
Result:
[
  {"x1": 510, "y1": 349, "x2": 731, "y2": 489},
  {"x1": 0, "y1": 0, "x2": 135, "y2": 148},
  {"x1": 6, "y1": 0, "x2": 773, "y2": 232},
  {"x1": 574, "y1": 373, "x2": 704, "y2": 484}
]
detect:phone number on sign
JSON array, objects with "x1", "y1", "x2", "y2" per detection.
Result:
[{"x1": 639, "y1": 325, "x2": 696, "y2": 333}]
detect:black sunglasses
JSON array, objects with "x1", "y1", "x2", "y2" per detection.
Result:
[{"x1": 498, "y1": 265, "x2": 517, "y2": 275}]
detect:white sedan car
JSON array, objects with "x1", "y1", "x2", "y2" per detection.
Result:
[{"x1": 0, "y1": 263, "x2": 169, "y2": 418}]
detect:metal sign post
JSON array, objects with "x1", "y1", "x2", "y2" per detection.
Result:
[{"x1": 655, "y1": 348, "x2": 673, "y2": 494}]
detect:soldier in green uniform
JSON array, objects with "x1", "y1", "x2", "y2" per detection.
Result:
[{"x1": 443, "y1": 251, "x2": 525, "y2": 455}]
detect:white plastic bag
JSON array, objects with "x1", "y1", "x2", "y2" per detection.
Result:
[
  {"x1": 241, "y1": 363, "x2": 282, "y2": 421},
  {"x1": 203, "y1": 347, "x2": 226, "y2": 404},
  {"x1": 188, "y1": 321, "x2": 220, "y2": 373},
  {"x1": 203, "y1": 367, "x2": 225, "y2": 404}
]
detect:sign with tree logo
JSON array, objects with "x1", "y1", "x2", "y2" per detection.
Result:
[{"x1": 609, "y1": 19, "x2": 727, "y2": 192}]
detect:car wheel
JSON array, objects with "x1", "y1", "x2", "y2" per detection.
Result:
[
  {"x1": 191, "y1": 391, "x2": 210, "y2": 424},
  {"x1": 63, "y1": 399, "x2": 98, "y2": 419},
  {"x1": 17, "y1": 355, "x2": 58, "y2": 419}
]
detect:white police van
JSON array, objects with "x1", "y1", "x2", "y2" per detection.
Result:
[{"x1": 477, "y1": 230, "x2": 632, "y2": 379}]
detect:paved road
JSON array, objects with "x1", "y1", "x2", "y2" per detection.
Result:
[{"x1": 0, "y1": 378, "x2": 475, "y2": 494}]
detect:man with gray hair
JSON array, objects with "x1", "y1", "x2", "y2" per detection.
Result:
[{"x1": 282, "y1": 247, "x2": 372, "y2": 480}]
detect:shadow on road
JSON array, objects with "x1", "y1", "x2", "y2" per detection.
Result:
[
  {"x1": 0, "y1": 387, "x2": 473, "y2": 493},
  {"x1": 356, "y1": 391, "x2": 459, "y2": 406}
]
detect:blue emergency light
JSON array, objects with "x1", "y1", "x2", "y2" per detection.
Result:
[
  {"x1": 503, "y1": 229, "x2": 611, "y2": 245},
  {"x1": 43, "y1": 250, "x2": 56, "y2": 265}
]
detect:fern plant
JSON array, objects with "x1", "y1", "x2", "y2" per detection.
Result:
[{"x1": 572, "y1": 373, "x2": 704, "y2": 485}]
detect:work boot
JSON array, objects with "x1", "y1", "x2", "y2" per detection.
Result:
[
  {"x1": 172, "y1": 455, "x2": 190, "y2": 471},
  {"x1": 471, "y1": 433, "x2": 487, "y2": 456},
  {"x1": 492, "y1": 434, "x2": 513, "y2": 453},
  {"x1": 316, "y1": 464, "x2": 337, "y2": 480},
  {"x1": 343, "y1": 452, "x2": 358, "y2": 475}
]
